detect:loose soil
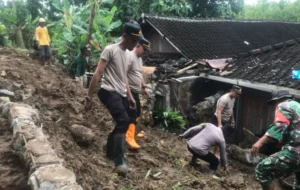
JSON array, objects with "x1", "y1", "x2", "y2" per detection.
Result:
[
  {"x1": 0, "y1": 118, "x2": 30, "y2": 190},
  {"x1": 0, "y1": 47, "x2": 280, "y2": 190}
]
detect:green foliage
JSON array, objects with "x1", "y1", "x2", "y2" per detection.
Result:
[
  {"x1": 237, "y1": 0, "x2": 300, "y2": 22},
  {"x1": 0, "y1": 22, "x2": 6, "y2": 35},
  {"x1": 189, "y1": 0, "x2": 244, "y2": 18},
  {"x1": 154, "y1": 110, "x2": 186, "y2": 132},
  {"x1": 47, "y1": 0, "x2": 121, "y2": 77},
  {"x1": 0, "y1": 21, "x2": 9, "y2": 46},
  {"x1": 114, "y1": 0, "x2": 191, "y2": 21}
]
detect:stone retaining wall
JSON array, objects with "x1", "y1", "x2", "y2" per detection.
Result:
[{"x1": 0, "y1": 99, "x2": 82, "y2": 190}]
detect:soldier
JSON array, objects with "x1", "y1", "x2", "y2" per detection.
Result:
[{"x1": 251, "y1": 90, "x2": 300, "y2": 190}]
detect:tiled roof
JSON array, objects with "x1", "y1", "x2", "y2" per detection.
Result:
[
  {"x1": 219, "y1": 39, "x2": 300, "y2": 90},
  {"x1": 142, "y1": 15, "x2": 300, "y2": 59}
]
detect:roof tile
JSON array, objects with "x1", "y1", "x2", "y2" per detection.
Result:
[{"x1": 143, "y1": 15, "x2": 300, "y2": 59}]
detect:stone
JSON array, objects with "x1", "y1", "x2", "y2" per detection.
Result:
[
  {"x1": 60, "y1": 184, "x2": 83, "y2": 190},
  {"x1": 70, "y1": 102, "x2": 83, "y2": 114},
  {"x1": 29, "y1": 164, "x2": 77, "y2": 190},
  {"x1": 68, "y1": 124, "x2": 95, "y2": 145},
  {"x1": 1, "y1": 70, "x2": 6, "y2": 77},
  {"x1": 34, "y1": 154, "x2": 62, "y2": 167},
  {"x1": 10, "y1": 71, "x2": 20, "y2": 79},
  {"x1": 228, "y1": 173, "x2": 245, "y2": 188},
  {"x1": 192, "y1": 91, "x2": 224, "y2": 122},
  {"x1": 0, "y1": 96, "x2": 10, "y2": 102},
  {"x1": 11, "y1": 117, "x2": 36, "y2": 130},
  {"x1": 0, "y1": 97, "x2": 10, "y2": 113},
  {"x1": 22, "y1": 88, "x2": 34, "y2": 101},
  {"x1": 8, "y1": 103, "x2": 39, "y2": 123},
  {"x1": 0, "y1": 89, "x2": 14, "y2": 98},
  {"x1": 26, "y1": 139, "x2": 55, "y2": 156},
  {"x1": 13, "y1": 82, "x2": 23, "y2": 89},
  {"x1": 2, "y1": 102, "x2": 11, "y2": 117},
  {"x1": 14, "y1": 127, "x2": 45, "y2": 141}
]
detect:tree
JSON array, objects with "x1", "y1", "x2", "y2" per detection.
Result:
[
  {"x1": 86, "y1": 0, "x2": 97, "y2": 44},
  {"x1": 26, "y1": 0, "x2": 41, "y2": 19},
  {"x1": 114, "y1": 0, "x2": 192, "y2": 21},
  {"x1": 237, "y1": 0, "x2": 300, "y2": 22},
  {"x1": 188, "y1": 0, "x2": 244, "y2": 18}
]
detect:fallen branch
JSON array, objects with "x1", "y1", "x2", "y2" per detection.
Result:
[
  {"x1": 184, "y1": 59, "x2": 193, "y2": 66},
  {"x1": 176, "y1": 62, "x2": 199, "y2": 74},
  {"x1": 226, "y1": 145, "x2": 266, "y2": 166}
]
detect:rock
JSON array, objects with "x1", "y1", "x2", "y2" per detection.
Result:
[
  {"x1": 192, "y1": 91, "x2": 224, "y2": 122},
  {"x1": 13, "y1": 82, "x2": 23, "y2": 89},
  {"x1": 34, "y1": 155, "x2": 62, "y2": 167},
  {"x1": 228, "y1": 173, "x2": 245, "y2": 188},
  {"x1": 68, "y1": 124, "x2": 95, "y2": 145},
  {"x1": 0, "y1": 97, "x2": 10, "y2": 113},
  {"x1": 102, "y1": 180, "x2": 116, "y2": 190},
  {"x1": 10, "y1": 71, "x2": 21, "y2": 79},
  {"x1": 26, "y1": 139, "x2": 55, "y2": 156},
  {"x1": 22, "y1": 88, "x2": 34, "y2": 101},
  {"x1": 8, "y1": 103, "x2": 39, "y2": 123},
  {"x1": 1, "y1": 70, "x2": 6, "y2": 77},
  {"x1": 70, "y1": 102, "x2": 82, "y2": 114},
  {"x1": 29, "y1": 164, "x2": 78, "y2": 190},
  {"x1": 60, "y1": 184, "x2": 83, "y2": 190},
  {"x1": 0, "y1": 89, "x2": 15, "y2": 98}
]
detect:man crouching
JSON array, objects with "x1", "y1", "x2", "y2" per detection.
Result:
[{"x1": 178, "y1": 123, "x2": 229, "y2": 175}]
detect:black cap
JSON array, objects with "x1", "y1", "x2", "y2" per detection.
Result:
[
  {"x1": 124, "y1": 20, "x2": 143, "y2": 42},
  {"x1": 140, "y1": 38, "x2": 151, "y2": 51},
  {"x1": 232, "y1": 85, "x2": 242, "y2": 94},
  {"x1": 268, "y1": 90, "x2": 293, "y2": 103},
  {"x1": 80, "y1": 45, "x2": 90, "y2": 52}
]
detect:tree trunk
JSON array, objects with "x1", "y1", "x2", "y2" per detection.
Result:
[
  {"x1": 15, "y1": 26, "x2": 25, "y2": 49},
  {"x1": 86, "y1": 2, "x2": 96, "y2": 44}
]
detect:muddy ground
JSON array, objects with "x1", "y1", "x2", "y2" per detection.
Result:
[
  {"x1": 0, "y1": 47, "x2": 279, "y2": 190},
  {"x1": 0, "y1": 118, "x2": 30, "y2": 190}
]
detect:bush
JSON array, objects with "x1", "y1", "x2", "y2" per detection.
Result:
[{"x1": 154, "y1": 110, "x2": 186, "y2": 132}]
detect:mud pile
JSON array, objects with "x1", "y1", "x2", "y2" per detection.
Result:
[{"x1": 0, "y1": 47, "x2": 265, "y2": 190}]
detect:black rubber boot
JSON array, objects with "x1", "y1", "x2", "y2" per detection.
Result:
[
  {"x1": 295, "y1": 172, "x2": 300, "y2": 189},
  {"x1": 106, "y1": 132, "x2": 114, "y2": 160},
  {"x1": 113, "y1": 134, "x2": 132, "y2": 173},
  {"x1": 189, "y1": 156, "x2": 201, "y2": 167}
]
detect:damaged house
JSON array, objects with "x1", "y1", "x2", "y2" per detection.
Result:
[
  {"x1": 140, "y1": 15, "x2": 300, "y2": 141},
  {"x1": 203, "y1": 39, "x2": 300, "y2": 142}
]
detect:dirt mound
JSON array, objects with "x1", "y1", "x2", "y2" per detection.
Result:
[{"x1": 0, "y1": 47, "x2": 267, "y2": 190}]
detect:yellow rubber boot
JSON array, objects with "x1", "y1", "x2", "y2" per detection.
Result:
[{"x1": 126, "y1": 123, "x2": 141, "y2": 149}]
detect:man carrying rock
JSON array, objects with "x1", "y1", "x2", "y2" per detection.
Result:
[
  {"x1": 251, "y1": 90, "x2": 300, "y2": 190},
  {"x1": 126, "y1": 38, "x2": 151, "y2": 149},
  {"x1": 178, "y1": 123, "x2": 229, "y2": 175},
  {"x1": 84, "y1": 21, "x2": 143, "y2": 172},
  {"x1": 35, "y1": 18, "x2": 51, "y2": 65}
]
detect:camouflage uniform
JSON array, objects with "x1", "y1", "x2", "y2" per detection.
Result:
[{"x1": 256, "y1": 99, "x2": 300, "y2": 185}]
